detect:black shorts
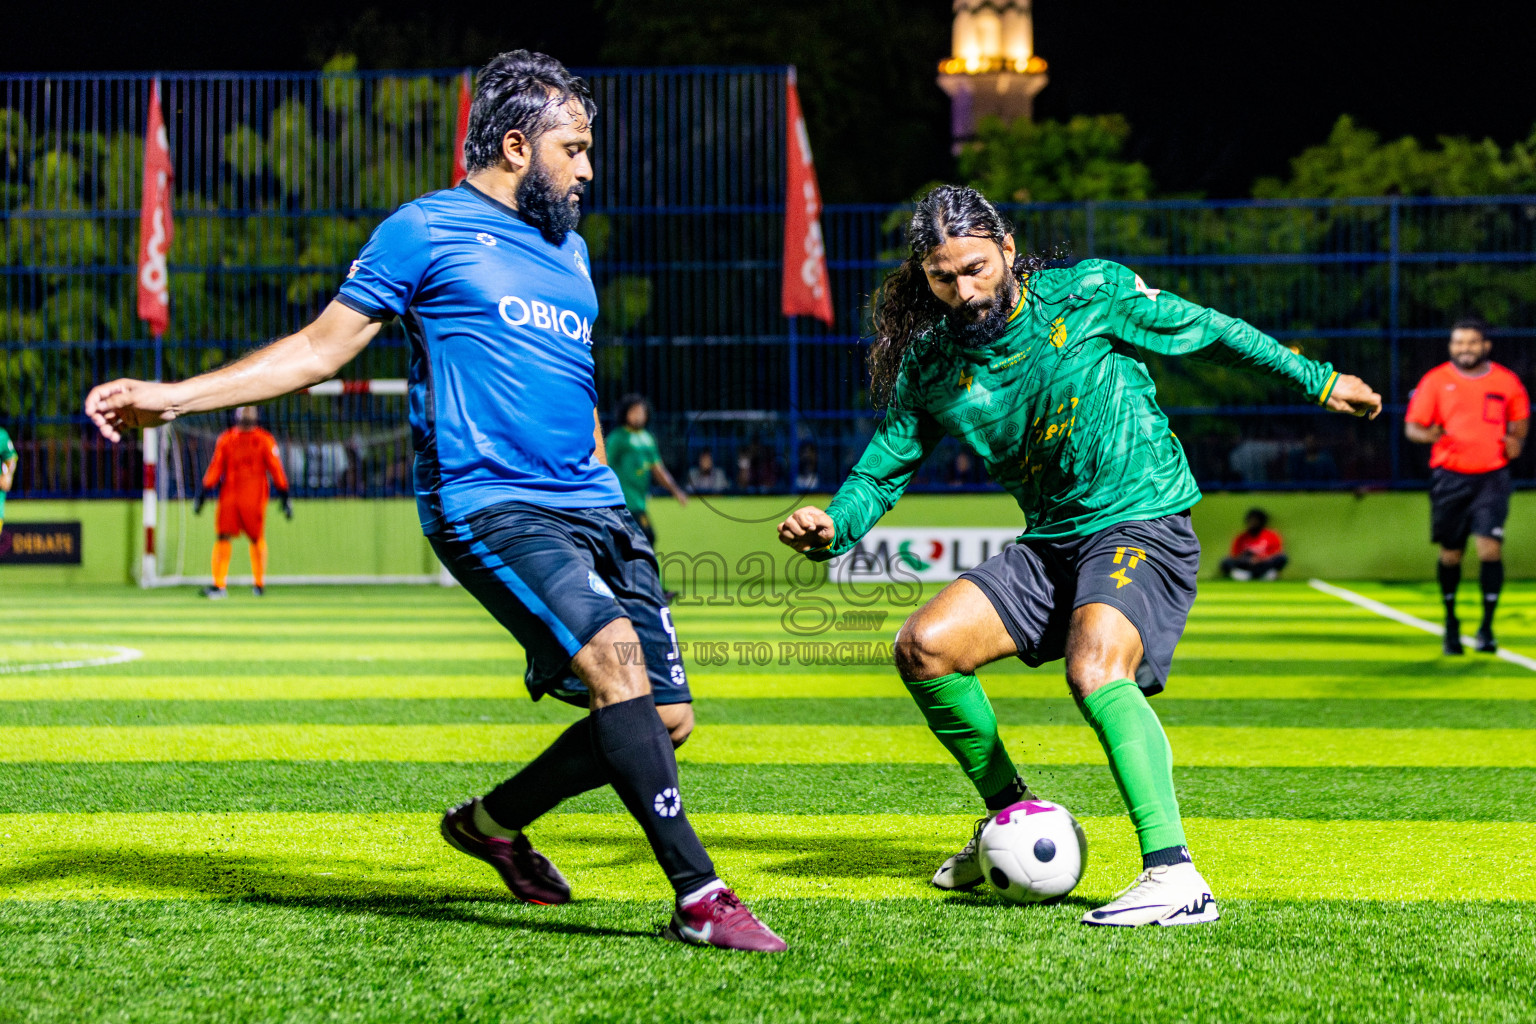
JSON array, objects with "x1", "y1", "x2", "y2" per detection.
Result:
[
  {"x1": 429, "y1": 501, "x2": 690, "y2": 707},
  {"x1": 1430, "y1": 467, "x2": 1511, "y2": 549},
  {"x1": 630, "y1": 508, "x2": 656, "y2": 545},
  {"x1": 960, "y1": 513, "x2": 1201, "y2": 696}
]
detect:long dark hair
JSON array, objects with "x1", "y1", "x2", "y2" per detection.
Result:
[{"x1": 869, "y1": 185, "x2": 1043, "y2": 407}]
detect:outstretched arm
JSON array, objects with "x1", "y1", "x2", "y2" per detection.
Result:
[
  {"x1": 778, "y1": 397, "x2": 944, "y2": 560},
  {"x1": 651, "y1": 461, "x2": 688, "y2": 505},
  {"x1": 85, "y1": 302, "x2": 383, "y2": 441},
  {"x1": 1098, "y1": 262, "x2": 1381, "y2": 419}
]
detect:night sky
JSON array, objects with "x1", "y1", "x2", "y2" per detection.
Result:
[{"x1": 7, "y1": 0, "x2": 1536, "y2": 199}]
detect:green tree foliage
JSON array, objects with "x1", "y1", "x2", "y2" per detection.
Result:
[
  {"x1": 1255, "y1": 116, "x2": 1536, "y2": 198},
  {"x1": 959, "y1": 114, "x2": 1155, "y2": 203},
  {"x1": 0, "y1": 64, "x2": 465, "y2": 426},
  {"x1": 1247, "y1": 116, "x2": 1536, "y2": 356}
]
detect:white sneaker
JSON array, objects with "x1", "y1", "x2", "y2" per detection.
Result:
[
  {"x1": 1229, "y1": 568, "x2": 1253, "y2": 581},
  {"x1": 1081, "y1": 862, "x2": 1220, "y2": 926},
  {"x1": 931, "y1": 816, "x2": 990, "y2": 890},
  {"x1": 1261, "y1": 568, "x2": 1280, "y2": 581}
]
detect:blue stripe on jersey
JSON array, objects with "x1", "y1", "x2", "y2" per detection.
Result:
[
  {"x1": 336, "y1": 182, "x2": 623, "y2": 535},
  {"x1": 452, "y1": 521, "x2": 584, "y2": 656}
]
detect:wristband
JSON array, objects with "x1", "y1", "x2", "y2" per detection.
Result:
[{"x1": 1316, "y1": 371, "x2": 1340, "y2": 406}]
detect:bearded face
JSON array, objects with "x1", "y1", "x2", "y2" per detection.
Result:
[
  {"x1": 516, "y1": 149, "x2": 586, "y2": 246},
  {"x1": 946, "y1": 269, "x2": 1019, "y2": 347}
]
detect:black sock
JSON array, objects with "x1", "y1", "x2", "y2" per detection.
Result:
[
  {"x1": 1143, "y1": 845, "x2": 1192, "y2": 870},
  {"x1": 591, "y1": 696, "x2": 717, "y2": 896},
  {"x1": 982, "y1": 775, "x2": 1032, "y2": 812},
  {"x1": 1437, "y1": 561, "x2": 1462, "y2": 622},
  {"x1": 481, "y1": 718, "x2": 609, "y2": 832},
  {"x1": 1480, "y1": 559, "x2": 1505, "y2": 632}
]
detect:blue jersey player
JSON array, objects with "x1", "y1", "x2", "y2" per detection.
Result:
[{"x1": 84, "y1": 50, "x2": 785, "y2": 953}]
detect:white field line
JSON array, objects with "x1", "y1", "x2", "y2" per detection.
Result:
[
  {"x1": 1308, "y1": 578, "x2": 1536, "y2": 674},
  {"x1": 0, "y1": 643, "x2": 144, "y2": 675}
]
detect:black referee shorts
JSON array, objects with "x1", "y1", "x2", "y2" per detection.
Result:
[
  {"x1": 960, "y1": 513, "x2": 1201, "y2": 696},
  {"x1": 1430, "y1": 467, "x2": 1511, "y2": 549}
]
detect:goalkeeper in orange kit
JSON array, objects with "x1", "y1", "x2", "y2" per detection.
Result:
[{"x1": 195, "y1": 406, "x2": 292, "y2": 598}]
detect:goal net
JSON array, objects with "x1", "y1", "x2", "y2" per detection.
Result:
[{"x1": 141, "y1": 380, "x2": 451, "y2": 587}]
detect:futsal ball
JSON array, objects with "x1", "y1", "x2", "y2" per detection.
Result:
[{"x1": 977, "y1": 799, "x2": 1087, "y2": 904}]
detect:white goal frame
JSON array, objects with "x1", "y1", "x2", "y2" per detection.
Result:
[{"x1": 138, "y1": 380, "x2": 453, "y2": 588}]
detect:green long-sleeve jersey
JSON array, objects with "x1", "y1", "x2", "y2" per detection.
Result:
[{"x1": 813, "y1": 259, "x2": 1340, "y2": 556}]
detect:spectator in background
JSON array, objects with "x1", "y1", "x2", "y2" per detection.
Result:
[
  {"x1": 947, "y1": 450, "x2": 978, "y2": 488},
  {"x1": 735, "y1": 437, "x2": 779, "y2": 492},
  {"x1": 736, "y1": 446, "x2": 754, "y2": 491},
  {"x1": 1228, "y1": 438, "x2": 1286, "y2": 485},
  {"x1": 1221, "y1": 507, "x2": 1288, "y2": 581},
  {"x1": 0, "y1": 426, "x2": 16, "y2": 530},
  {"x1": 1288, "y1": 434, "x2": 1338, "y2": 484},
  {"x1": 795, "y1": 443, "x2": 820, "y2": 491},
  {"x1": 687, "y1": 449, "x2": 729, "y2": 494}
]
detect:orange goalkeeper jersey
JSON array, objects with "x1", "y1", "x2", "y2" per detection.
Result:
[{"x1": 202, "y1": 427, "x2": 289, "y2": 502}]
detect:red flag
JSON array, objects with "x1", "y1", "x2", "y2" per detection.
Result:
[
  {"x1": 452, "y1": 71, "x2": 471, "y2": 185},
  {"x1": 136, "y1": 78, "x2": 173, "y2": 339},
  {"x1": 781, "y1": 71, "x2": 834, "y2": 325}
]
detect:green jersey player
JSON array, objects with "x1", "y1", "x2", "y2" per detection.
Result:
[
  {"x1": 605, "y1": 395, "x2": 688, "y2": 546},
  {"x1": 779, "y1": 186, "x2": 1381, "y2": 927},
  {"x1": 0, "y1": 426, "x2": 17, "y2": 528}
]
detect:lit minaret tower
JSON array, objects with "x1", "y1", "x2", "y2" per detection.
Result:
[{"x1": 938, "y1": 0, "x2": 1049, "y2": 153}]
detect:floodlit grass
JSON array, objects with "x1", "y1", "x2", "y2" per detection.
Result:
[{"x1": 3, "y1": 580, "x2": 1535, "y2": 1022}]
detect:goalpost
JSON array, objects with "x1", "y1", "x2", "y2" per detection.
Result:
[{"x1": 139, "y1": 380, "x2": 453, "y2": 588}]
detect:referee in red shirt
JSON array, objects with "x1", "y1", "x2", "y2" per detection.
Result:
[{"x1": 1405, "y1": 317, "x2": 1530, "y2": 654}]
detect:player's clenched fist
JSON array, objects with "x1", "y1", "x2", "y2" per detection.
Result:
[
  {"x1": 84, "y1": 379, "x2": 179, "y2": 442},
  {"x1": 1324, "y1": 374, "x2": 1383, "y2": 420},
  {"x1": 777, "y1": 506, "x2": 835, "y2": 552}
]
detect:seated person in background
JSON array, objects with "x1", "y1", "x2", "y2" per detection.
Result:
[
  {"x1": 946, "y1": 450, "x2": 976, "y2": 488},
  {"x1": 1288, "y1": 434, "x2": 1338, "y2": 483},
  {"x1": 1221, "y1": 508, "x2": 1288, "y2": 581},
  {"x1": 687, "y1": 449, "x2": 730, "y2": 493},
  {"x1": 794, "y1": 443, "x2": 820, "y2": 491}
]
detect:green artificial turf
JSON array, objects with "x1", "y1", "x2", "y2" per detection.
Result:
[
  {"x1": 2, "y1": 580, "x2": 1535, "y2": 1023},
  {"x1": 5, "y1": 696, "x2": 1536, "y2": 728},
  {"x1": 2, "y1": 899, "x2": 1533, "y2": 1024},
  {"x1": 3, "y1": 762, "x2": 1535, "y2": 821}
]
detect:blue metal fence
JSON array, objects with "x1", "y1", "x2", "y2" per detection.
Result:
[{"x1": 3, "y1": 69, "x2": 1535, "y2": 500}]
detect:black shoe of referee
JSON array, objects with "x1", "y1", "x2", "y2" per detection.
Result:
[
  {"x1": 1443, "y1": 620, "x2": 1464, "y2": 656},
  {"x1": 1472, "y1": 627, "x2": 1497, "y2": 653}
]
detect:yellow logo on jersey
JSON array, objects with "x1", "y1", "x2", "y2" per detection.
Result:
[
  {"x1": 1049, "y1": 317, "x2": 1066, "y2": 347},
  {"x1": 957, "y1": 369, "x2": 973, "y2": 392}
]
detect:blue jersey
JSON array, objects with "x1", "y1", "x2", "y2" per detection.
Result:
[{"x1": 336, "y1": 182, "x2": 623, "y2": 534}]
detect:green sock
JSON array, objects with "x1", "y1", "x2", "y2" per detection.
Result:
[
  {"x1": 904, "y1": 672, "x2": 1020, "y2": 803},
  {"x1": 1079, "y1": 677, "x2": 1187, "y2": 857}
]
